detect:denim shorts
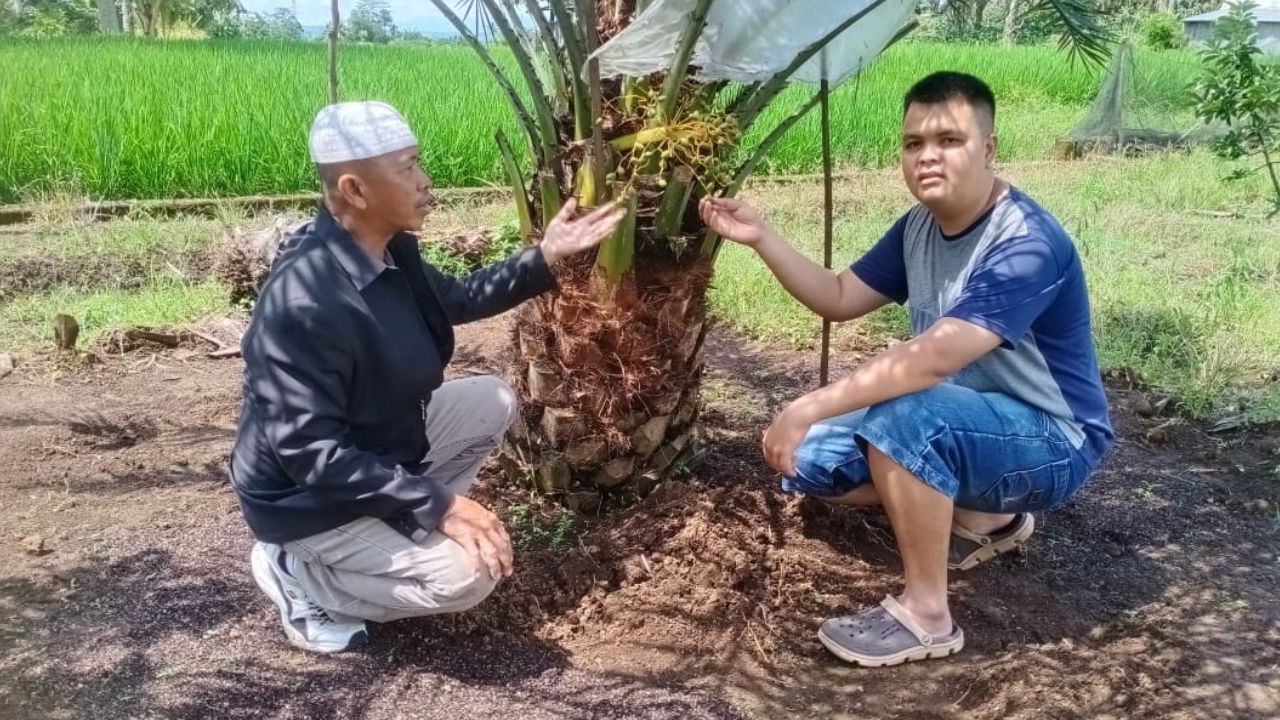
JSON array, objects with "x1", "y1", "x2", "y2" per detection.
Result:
[{"x1": 782, "y1": 384, "x2": 1092, "y2": 514}]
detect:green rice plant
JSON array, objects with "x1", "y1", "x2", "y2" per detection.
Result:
[
  {"x1": 0, "y1": 38, "x2": 1202, "y2": 202},
  {"x1": 0, "y1": 38, "x2": 529, "y2": 202}
]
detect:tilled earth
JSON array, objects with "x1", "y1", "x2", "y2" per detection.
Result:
[{"x1": 1, "y1": 316, "x2": 1278, "y2": 720}]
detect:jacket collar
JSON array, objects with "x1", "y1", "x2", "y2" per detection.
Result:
[{"x1": 313, "y1": 202, "x2": 390, "y2": 291}]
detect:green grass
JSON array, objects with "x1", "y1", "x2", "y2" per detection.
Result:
[
  {"x1": 420, "y1": 219, "x2": 524, "y2": 277},
  {"x1": 0, "y1": 210, "x2": 246, "y2": 349},
  {"x1": 0, "y1": 210, "x2": 248, "y2": 299},
  {"x1": 0, "y1": 225, "x2": 513, "y2": 351},
  {"x1": 0, "y1": 38, "x2": 1201, "y2": 202},
  {"x1": 712, "y1": 152, "x2": 1280, "y2": 422},
  {"x1": 2, "y1": 153, "x2": 1274, "y2": 425},
  {"x1": 0, "y1": 193, "x2": 516, "y2": 351},
  {"x1": 505, "y1": 501, "x2": 581, "y2": 550},
  {"x1": 0, "y1": 279, "x2": 233, "y2": 349}
]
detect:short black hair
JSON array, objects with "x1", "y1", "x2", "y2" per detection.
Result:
[
  {"x1": 902, "y1": 72, "x2": 996, "y2": 130},
  {"x1": 315, "y1": 159, "x2": 369, "y2": 195},
  {"x1": 316, "y1": 163, "x2": 343, "y2": 192}
]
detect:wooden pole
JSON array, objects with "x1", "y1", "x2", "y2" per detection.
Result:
[
  {"x1": 328, "y1": 0, "x2": 340, "y2": 104},
  {"x1": 819, "y1": 73, "x2": 833, "y2": 388}
]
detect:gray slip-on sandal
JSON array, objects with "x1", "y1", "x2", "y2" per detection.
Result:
[
  {"x1": 818, "y1": 595, "x2": 964, "y2": 668},
  {"x1": 948, "y1": 513, "x2": 1035, "y2": 572}
]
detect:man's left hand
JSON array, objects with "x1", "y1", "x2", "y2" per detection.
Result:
[
  {"x1": 763, "y1": 404, "x2": 812, "y2": 477},
  {"x1": 540, "y1": 198, "x2": 627, "y2": 266}
]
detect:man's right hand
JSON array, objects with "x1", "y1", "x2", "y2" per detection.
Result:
[
  {"x1": 437, "y1": 496, "x2": 513, "y2": 581},
  {"x1": 701, "y1": 194, "x2": 892, "y2": 323},
  {"x1": 699, "y1": 196, "x2": 775, "y2": 248}
]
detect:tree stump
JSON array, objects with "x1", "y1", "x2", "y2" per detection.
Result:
[{"x1": 53, "y1": 314, "x2": 79, "y2": 351}]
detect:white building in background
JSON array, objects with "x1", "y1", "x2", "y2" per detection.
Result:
[{"x1": 1184, "y1": 0, "x2": 1280, "y2": 52}]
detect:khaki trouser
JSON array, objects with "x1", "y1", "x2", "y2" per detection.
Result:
[{"x1": 282, "y1": 375, "x2": 515, "y2": 623}]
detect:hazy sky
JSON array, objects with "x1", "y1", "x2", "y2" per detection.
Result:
[{"x1": 238, "y1": 0, "x2": 464, "y2": 34}]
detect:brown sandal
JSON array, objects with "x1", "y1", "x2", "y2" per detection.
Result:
[{"x1": 948, "y1": 513, "x2": 1035, "y2": 571}]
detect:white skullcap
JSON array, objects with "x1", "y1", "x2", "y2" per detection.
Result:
[{"x1": 308, "y1": 101, "x2": 418, "y2": 164}]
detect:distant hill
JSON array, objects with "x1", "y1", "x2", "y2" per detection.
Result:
[{"x1": 299, "y1": 24, "x2": 459, "y2": 41}]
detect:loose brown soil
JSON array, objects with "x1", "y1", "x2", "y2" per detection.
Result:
[{"x1": 1, "y1": 315, "x2": 1277, "y2": 719}]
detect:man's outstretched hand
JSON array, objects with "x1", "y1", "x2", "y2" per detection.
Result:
[
  {"x1": 540, "y1": 198, "x2": 627, "y2": 266},
  {"x1": 699, "y1": 196, "x2": 775, "y2": 248}
]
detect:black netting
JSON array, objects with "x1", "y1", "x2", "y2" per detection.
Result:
[{"x1": 1066, "y1": 41, "x2": 1218, "y2": 153}]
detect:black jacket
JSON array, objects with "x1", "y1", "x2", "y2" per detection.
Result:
[{"x1": 229, "y1": 205, "x2": 555, "y2": 543}]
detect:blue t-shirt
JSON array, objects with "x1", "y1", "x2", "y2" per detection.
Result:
[{"x1": 851, "y1": 187, "x2": 1114, "y2": 468}]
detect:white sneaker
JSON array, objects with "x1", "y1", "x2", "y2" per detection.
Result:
[{"x1": 249, "y1": 542, "x2": 367, "y2": 653}]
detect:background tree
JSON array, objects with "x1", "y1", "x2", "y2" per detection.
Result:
[
  {"x1": 1192, "y1": 0, "x2": 1280, "y2": 216},
  {"x1": 0, "y1": 0, "x2": 20, "y2": 33},
  {"x1": 231, "y1": 6, "x2": 303, "y2": 39},
  {"x1": 7, "y1": 0, "x2": 98, "y2": 36},
  {"x1": 343, "y1": 0, "x2": 395, "y2": 43},
  {"x1": 1140, "y1": 10, "x2": 1188, "y2": 48},
  {"x1": 129, "y1": 0, "x2": 239, "y2": 37},
  {"x1": 96, "y1": 0, "x2": 119, "y2": 32}
]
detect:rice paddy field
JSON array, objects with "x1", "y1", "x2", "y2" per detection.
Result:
[{"x1": 0, "y1": 37, "x2": 1201, "y2": 203}]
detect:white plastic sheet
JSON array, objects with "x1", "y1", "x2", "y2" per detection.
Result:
[{"x1": 589, "y1": 0, "x2": 917, "y2": 87}]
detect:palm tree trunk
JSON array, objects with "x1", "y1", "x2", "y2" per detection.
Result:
[
  {"x1": 505, "y1": 249, "x2": 711, "y2": 509},
  {"x1": 496, "y1": 0, "x2": 837, "y2": 505}
]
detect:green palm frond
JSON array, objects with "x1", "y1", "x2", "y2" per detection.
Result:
[
  {"x1": 947, "y1": 0, "x2": 1112, "y2": 65},
  {"x1": 1038, "y1": 0, "x2": 1113, "y2": 66},
  {"x1": 454, "y1": 0, "x2": 498, "y2": 41}
]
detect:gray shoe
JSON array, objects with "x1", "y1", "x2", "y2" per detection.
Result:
[
  {"x1": 948, "y1": 513, "x2": 1035, "y2": 571},
  {"x1": 818, "y1": 596, "x2": 964, "y2": 667},
  {"x1": 250, "y1": 542, "x2": 367, "y2": 653}
]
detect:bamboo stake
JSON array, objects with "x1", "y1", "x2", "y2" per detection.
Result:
[
  {"x1": 819, "y1": 72, "x2": 832, "y2": 388},
  {"x1": 328, "y1": 0, "x2": 339, "y2": 103}
]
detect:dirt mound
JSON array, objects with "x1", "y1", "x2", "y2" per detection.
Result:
[
  {"x1": 432, "y1": 228, "x2": 497, "y2": 267},
  {"x1": 212, "y1": 218, "x2": 300, "y2": 306},
  {"x1": 91, "y1": 318, "x2": 245, "y2": 357}
]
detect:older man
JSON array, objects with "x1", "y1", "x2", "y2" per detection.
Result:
[
  {"x1": 230, "y1": 101, "x2": 623, "y2": 653},
  {"x1": 701, "y1": 72, "x2": 1113, "y2": 666}
]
